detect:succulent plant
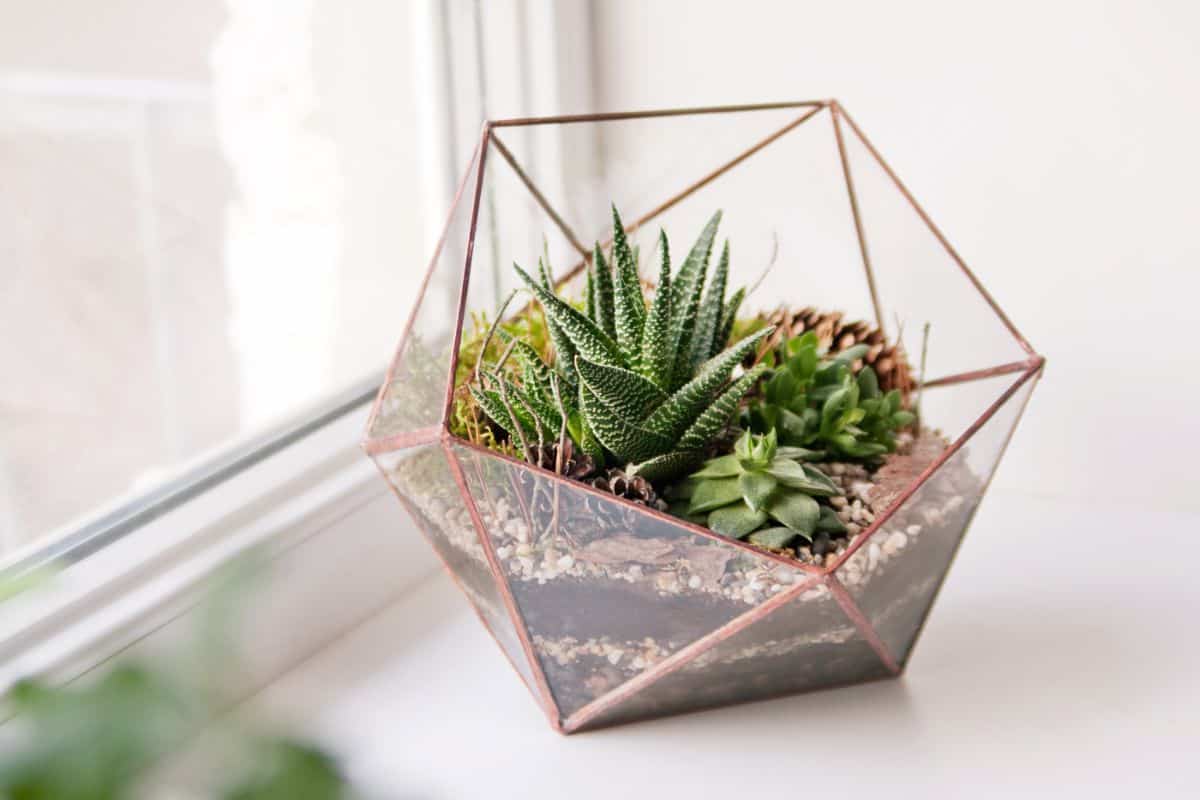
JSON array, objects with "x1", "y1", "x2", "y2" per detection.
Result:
[
  {"x1": 469, "y1": 206, "x2": 771, "y2": 482},
  {"x1": 745, "y1": 330, "x2": 915, "y2": 461},
  {"x1": 676, "y1": 430, "x2": 846, "y2": 548}
]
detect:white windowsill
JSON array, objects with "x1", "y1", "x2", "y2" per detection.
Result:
[{"x1": 212, "y1": 489, "x2": 1198, "y2": 798}]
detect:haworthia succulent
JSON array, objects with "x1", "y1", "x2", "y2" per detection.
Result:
[
  {"x1": 574, "y1": 356, "x2": 667, "y2": 420},
  {"x1": 609, "y1": 206, "x2": 645, "y2": 364},
  {"x1": 471, "y1": 206, "x2": 759, "y2": 483},
  {"x1": 690, "y1": 240, "x2": 730, "y2": 373},
  {"x1": 639, "y1": 231, "x2": 673, "y2": 389},
  {"x1": 590, "y1": 244, "x2": 616, "y2": 339},
  {"x1": 579, "y1": 384, "x2": 674, "y2": 463},
  {"x1": 644, "y1": 327, "x2": 773, "y2": 440},
  {"x1": 514, "y1": 263, "x2": 623, "y2": 367},
  {"x1": 667, "y1": 210, "x2": 722, "y2": 390}
]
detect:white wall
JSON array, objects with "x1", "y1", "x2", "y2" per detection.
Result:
[{"x1": 589, "y1": 0, "x2": 1200, "y2": 513}]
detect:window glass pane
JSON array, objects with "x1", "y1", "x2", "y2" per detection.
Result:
[{"x1": 0, "y1": 2, "x2": 448, "y2": 554}]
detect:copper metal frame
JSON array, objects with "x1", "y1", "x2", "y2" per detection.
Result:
[{"x1": 362, "y1": 100, "x2": 1045, "y2": 733}]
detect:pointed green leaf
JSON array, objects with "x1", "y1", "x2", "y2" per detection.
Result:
[
  {"x1": 585, "y1": 263, "x2": 596, "y2": 321},
  {"x1": 776, "y1": 445, "x2": 823, "y2": 460},
  {"x1": 639, "y1": 230, "x2": 674, "y2": 388},
  {"x1": 690, "y1": 454, "x2": 742, "y2": 479},
  {"x1": 857, "y1": 365, "x2": 880, "y2": 399},
  {"x1": 627, "y1": 451, "x2": 705, "y2": 482},
  {"x1": 579, "y1": 383, "x2": 672, "y2": 463},
  {"x1": 715, "y1": 286, "x2": 746, "y2": 356},
  {"x1": 739, "y1": 471, "x2": 777, "y2": 512},
  {"x1": 645, "y1": 328, "x2": 773, "y2": 440},
  {"x1": 514, "y1": 263, "x2": 623, "y2": 367},
  {"x1": 708, "y1": 502, "x2": 769, "y2": 539},
  {"x1": 610, "y1": 206, "x2": 645, "y2": 362},
  {"x1": 470, "y1": 385, "x2": 533, "y2": 440},
  {"x1": 688, "y1": 477, "x2": 743, "y2": 513},
  {"x1": 667, "y1": 210, "x2": 722, "y2": 389},
  {"x1": 766, "y1": 492, "x2": 820, "y2": 535},
  {"x1": 574, "y1": 355, "x2": 667, "y2": 419},
  {"x1": 591, "y1": 244, "x2": 616, "y2": 339},
  {"x1": 690, "y1": 239, "x2": 729, "y2": 374},
  {"x1": 816, "y1": 506, "x2": 847, "y2": 535},
  {"x1": 892, "y1": 410, "x2": 916, "y2": 428},
  {"x1": 747, "y1": 526, "x2": 802, "y2": 548},
  {"x1": 765, "y1": 459, "x2": 838, "y2": 496},
  {"x1": 676, "y1": 364, "x2": 766, "y2": 451}
]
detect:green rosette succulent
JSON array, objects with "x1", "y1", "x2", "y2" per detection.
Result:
[
  {"x1": 678, "y1": 430, "x2": 846, "y2": 549},
  {"x1": 745, "y1": 331, "x2": 915, "y2": 461},
  {"x1": 470, "y1": 206, "x2": 770, "y2": 482}
]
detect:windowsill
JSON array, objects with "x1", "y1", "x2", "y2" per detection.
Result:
[{"x1": 218, "y1": 489, "x2": 1198, "y2": 797}]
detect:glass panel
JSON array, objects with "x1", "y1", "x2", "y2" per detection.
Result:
[
  {"x1": 487, "y1": 105, "x2": 877, "y2": 323},
  {"x1": 573, "y1": 578, "x2": 892, "y2": 731},
  {"x1": 366, "y1": 148, "x2": 481, "y2": 442},
  {"x1": 834, "y1": 368, "x2": 1039, "y2": 666},
  {"x1": 449, "y1": 442, "x2": 804, "y2": 719},
  {"x1": 372, "y1": 443, "x2": 539, "y2": 697},
  {"x1": 834, "y1": 108, "x2": 1033, "y2": 379}
]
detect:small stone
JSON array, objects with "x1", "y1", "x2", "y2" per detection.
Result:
[
  {"x1": 906, "y1": 524, "x2": 921, "y2": 536},
  {"x1": 515, "y1": 543, "x2": 533, "y2": 557},
  {"x1": 830, "y1": 495, "x2": 848, "y2": 509},
  {"x1": 813, "y1": 533, "x2": 833, "y2": 556},
  {"x1": 557, "y1": 555, "x2": 575, "y2": 570},
  {"x1": 883, "y1": 531, "x2": 908, "y2": 555},
  {"x1": 868, "y1": 542, "x2": 881, "y2": 570},
  {"x1": 607, "y1": 650, "x2": 623, "y2": 665},
  {"x1": 687, "y1": 575, "x2": 702, "y2": 590},
  {"x1": 846, "y1": 522, "x2": 862, "y2": 537},
  {"x1": 629, "y1": 565, "x2": 644, "y2": 579},
  {"x1": 496, "y1": 545, "x2": 512, "y2": 559}
]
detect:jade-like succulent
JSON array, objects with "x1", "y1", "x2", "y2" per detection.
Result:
[
  {"x1": 745, "y1": 331, "x2": 915, "y2": 461},
  {"x1": 470, "y1": 206, "x2": 770, "y2": 482},
  {"x1": 678, "y1": 430, "x2": 846, "y2": 548}
]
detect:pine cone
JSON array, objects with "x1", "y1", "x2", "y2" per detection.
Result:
[
  {"x1": 524, "y1": 440, "x2": 597, "y2": 481},
  {"x1": 589, "y1": 468, "x2": 669, "y2": 512},
  {"x1": 759, "y1": 306, "x2": 914, "y2": 400}
]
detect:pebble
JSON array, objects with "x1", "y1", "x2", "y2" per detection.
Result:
[
  {"x1": 496, "y1": 545, "x2": 512, "y2": 559},
  {"x1": 830, "y1": 496, "x2": 848, "y2": 509},
  {"x1": 687, "y1": 575, "x2": 702, "y2": 589},
  {"x1": 515, "y1": 543, "x2": 533, "y2": 557},
  {"x1": 607, "y1": 650, "x2": 623, "y2": 665},
  {"x1": 868, "y1": 542, "x2": 881, "y2": 570},
  {"x1": 557, "y1": 555, "x2": 575, "y2": 570},
  {"x1": 883, "y1": 531, "x2": 908, "y2": 555},
  {"x1": 906, "y1": 524, "x2": 921, "y2": 536},
  {"x1": 846, "y1": 522, "x2": 862, "y2": 537}
]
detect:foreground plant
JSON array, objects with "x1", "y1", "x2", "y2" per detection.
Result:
[
  {"x1": 470, "y1": 207, "x2": 770, "y2": 482},
  {"x1": 746, "y1": 331, "x2": 915, "y2": 461},
  {"x1": 675, "y1": 430, "x2": 846, "y2": 549}
]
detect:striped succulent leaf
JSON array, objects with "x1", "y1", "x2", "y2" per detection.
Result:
[
  {"x1": 716, "y1": 286, "x2": 746, "y2": 357},
  {"x1": 690, "y1": 239, "x2": 730, "y2": 372},
  {"x1": 643, "y1": 327, "x2": 772, "y2": 441},
  {"x1": 667, "y1": 210, "x2": 722, "y2": 389},
  {"x1": 677, "y1": 364, "x2": 765, "y2": 451},
  {"x1": 579, "y1": 383, "x2": 675, "y2": 463},
  {"x1": 514, "y1": 263, "x2": 623, "y2": 367},
  {"x1": 609, "y1": 205, "x2": 646, "y2": 364},
  {"x1": 589, "y1": 244, "x2": 617, "y2": 339},
  {"x1": 639, "y1": 231, "x2": 674, "y2": 389},
  {"x1": 574, "y1": 356, "x2": 667, "y2": 420}
]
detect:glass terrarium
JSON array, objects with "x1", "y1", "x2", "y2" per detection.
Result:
[{"x1": 363, "y1": 101, "x2": 1043, "y2": 733}]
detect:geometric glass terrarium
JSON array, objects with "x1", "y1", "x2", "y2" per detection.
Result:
[{"x1": 362, "y1": 100, "x2": 1044, "y2": 734}]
